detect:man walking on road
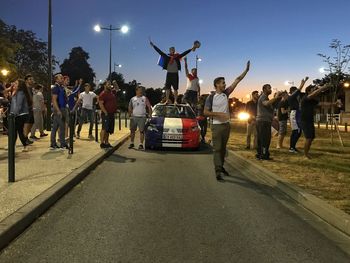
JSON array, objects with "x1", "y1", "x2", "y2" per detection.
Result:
[
  {"x1": 98, "y1": 81, "x2": 117, "y2": 149},
  {"x1": 204, "y1": 61, "x2": 250, "y2": 181},
  {"x1": 128, "y1": 86, "x2": 152, "y2": 150}
]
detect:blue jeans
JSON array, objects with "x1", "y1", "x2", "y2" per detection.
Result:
[
  {"x1": 77, "y1": 108, "x2": 94, "y2": 135},
  {"x1": 51, "y1": 109, "x2": 67, "y2": 146}
]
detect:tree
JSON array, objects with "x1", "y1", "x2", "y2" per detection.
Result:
[
  {"x1": 108, "y1": 71, "x2": 125, "y2": 86},
  {"x1": 0, "y1": 19, "x2": 54, "y2": 84},
  {"x1": 60, "y1": 47, "x2": 95, "y2": 85},
  {"x1": 145, "y1": 88, "x2": 163, "y2": 105},
  {"x1": 318, "y1": 39, "x2": 350, "y2": 145}
]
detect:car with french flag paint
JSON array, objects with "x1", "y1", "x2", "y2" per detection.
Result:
[{"x1": 145, "y1": 104, "x2": 201, "y2": 150}]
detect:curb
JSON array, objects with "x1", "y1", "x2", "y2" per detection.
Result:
[
  {"x1": 0, "y1": 134, "x2": 130, "y2": 251},
  {"x1": 226, "y1": 150, "x2": 350, "y2": 237}
]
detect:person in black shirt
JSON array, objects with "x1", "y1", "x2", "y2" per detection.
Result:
[
  {"x1": 301, "y1": 84, "x2": 330, "y2": 159},
  {"x1": 245, "y1": 90, "x2": 259, "y2": 149},
  {"x1": 288, "y1": 77, "x2": 309, "y2": 153},
  {"x1": 276, "y1": 91, "x2": 289, "y2": 149}
]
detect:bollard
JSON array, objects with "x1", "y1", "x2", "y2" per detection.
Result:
[
  {"x1": 95, "y1": 110, "x2": 98, "y2": 142},
  {"x1": 8, "y1": 114, "x2": 15, "y2": 182},
  {"x1": 69, "y1": 112, "x2": 74, "y2": 154},
  {"x1": 345, "y1": 123, "x2": 348, "y2": 133},
  {"x1": 124, "y1": 112, "x2": 127, "y2": 128},
  {"x1": 119, "y1": 111, "x2": 121, "y2": 131}
]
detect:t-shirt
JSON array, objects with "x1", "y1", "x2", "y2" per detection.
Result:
[
  {"x1": 288, "y1": 90, "x2": 301, "y2": 111},
  {"x1": 245, "y1": 100, "x2": 257, "y2": 120},
  {"x1": 33, "y1": 91, "x2": 44, "y2": 111},
  {"x1": 256, "y1": 93, "x2": 274, "y2": 122},
  {"x1": 79, "y1": 91, "x2": 97, "y2": 110},
  {"x1": 167, "y1": 61, "x2": 178, "y2": 73},
  {"x1": 301, "y1": 96, "x2": 319, "y2": 122},
  {"x1": 52, "y1": 84, "x2": 67, "y2": 109},
  {"x1": 129, "y1": 96, "x2": 151, "y2": 117},
  {"x1": 277, "y1": 99, "x2": 289, "y2": 121},
  {"x1": 186, "y1": 75, "x2": 199, "y2": 92},
  {"x1": 205, "y1": 92, "x2": 229, "y2": 124},
  {"x1": 99, "y1": 90, "x2": 117, "y2": 114}
]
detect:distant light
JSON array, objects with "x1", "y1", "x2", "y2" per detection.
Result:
[
  {"x1": 162, "y1": 90, "x2": 165, "y2": 93},
  {"x1": 344, "y1": 82, "x2": 350, "y2": 88},
  {"x1": 238, "y1": 112, "x2": 250, "y2": 121},
  {"x1": 94, "y1": 25, "x2": 101, "y2": 32},
  {"x1": 284, "y1": 80, "x2": 294, "y2": 86},
  {"x1": 197, "y1": 58, "x2": 202, "y2": 62},
  {"x1": 319, "y1": 67, "x2": 326, "y2": 73},
  {"x1": 123, "y1": 90, "x2": 126, "y2": 94},
  {"x1": 121, "y1": 25, "x2": 129, "y2": 34},
  {"x1": 99, "y1": 79, "x2": 102, "y2": 83},
  {"x1": 1, "y1": 69, "x2": 9, "y2": 76},
  {"x1": 199, "y1": 79, "x2": 203, "y2": 84}
]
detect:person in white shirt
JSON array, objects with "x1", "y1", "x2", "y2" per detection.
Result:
[
  {"x1": 182, "y1": 56, "x2": 200, "y2": 110},
  {"x1": 128, "y1": 86, "x2": 152, "y2": 150},
  {"x1": 74, "y1": 83, "x2": 97, "y2": 139},
  {"x1": 204, "y1": 61, "x2": 250, "y2": 181}
]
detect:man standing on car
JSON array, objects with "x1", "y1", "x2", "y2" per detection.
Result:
[
  {"x1": 204, "y1": 61, "x2": 250, "y2": 181},
  {"x1": 128, "y1": 86, "x2": 152, "y2": 150}
]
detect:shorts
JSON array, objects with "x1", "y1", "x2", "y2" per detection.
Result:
[
  {"x1": 25, "y1": 110, "x2": 35, "y2": 124},
  {"x1": 102, "y1": 113, "x2": 115, "y2": 134},
  {"x1": 301, "y1": 121, "x2": 315, "y2": 140},
  {"x1": 278, "y1": 120, "x2": 287, "y2": 136},
  {"x1": 165, "y1": 72, "x2": 179, "y2": 91},
  {"x1": 130, "y1": 116, "x2": 147, "y2": 132}
]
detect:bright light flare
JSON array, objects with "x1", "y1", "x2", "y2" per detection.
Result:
[
  {"x1": 1, "y1": 69, "x2": 9, "y2": 76},
  {"x1": 94, "y1": 25, "x2": 101, "y2": 32},
  {"x1": 238, "y1": 112, "x2": 250, "y2": 121},
  {"x1": 121, "y1": 25, "x2": 129, "y2": 34}
]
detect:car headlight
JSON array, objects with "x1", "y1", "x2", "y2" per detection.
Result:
[{"x1": 147, "y1": 124, "x2": 159, "y2": 132}]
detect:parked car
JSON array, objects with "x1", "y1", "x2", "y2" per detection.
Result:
[{"x1": 145, "y1": 104, "x2": 201, "y2": 150}]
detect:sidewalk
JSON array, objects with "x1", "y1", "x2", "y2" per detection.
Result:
[{"x1": 0, "y1": 120, "x2": 129, "y2": 223}]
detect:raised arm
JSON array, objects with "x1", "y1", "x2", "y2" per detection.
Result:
[
  {"x1": 307, "y1": 84, "x2": 330, "y2": 99},
  {"x1": 150, "y1": 41, "x2": 166, "y2": 57},
  {"x1": 226, "y1": 61, "x2": 250, "y2": 96},
  {"x1": 184, "y1": 57, "x2": 190, "y2": 76}
]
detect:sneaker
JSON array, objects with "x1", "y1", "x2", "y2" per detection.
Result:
[
  {"x1": 100, "y1": 143, "x2": 107, "y2": 149},
  {"x1": 128, "y1": 143, "x2": 135, "y2": 149},
  {"x1": 222, "y1": 167, "x2": 230, "y2": 176},
  {"x1": 138, "y1": 144, "x2": 144, "y2": 150},
  {"x1": 50, "y1": 144, "x2": 60, "y2": 150},
  {"x1": 40, "y1": 133, "x2": 48, "y2": 137},
  {"x1": 26, "y1": 139, "x2": 34, "y2": 145},
  {"x1": 106, "y1": 143, "x2": 113, "y2": 148},
  {"x1": 60, "y1": 144, "x2": 69, "y2": 150},
  {"x1": 289, "y1": 148, "x2": 298, "y2": 153},
  {"x1": 216, "y1": 174, "x2": 225, "y2": 182},
  {"x1": 261, "y1": 156, "x2": 273, "y2": 161}
]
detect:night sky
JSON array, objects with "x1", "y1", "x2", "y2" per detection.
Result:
[{"x1": 2, "y1": 0, "x2": 350, "y2": 99}]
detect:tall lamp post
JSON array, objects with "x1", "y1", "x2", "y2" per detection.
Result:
[
  {"x1": 94, "y1": 24, "x2": 129, "y2": 79},
  {"x1": 46, "y1": 0, "x2": 52, "y2": 131}
]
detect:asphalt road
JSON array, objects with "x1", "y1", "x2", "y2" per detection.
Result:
[{"x1": 0, "y1": 141, "x2": 349, "y2": 262}]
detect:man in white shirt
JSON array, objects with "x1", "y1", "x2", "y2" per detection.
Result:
[
  {"x1": 128, "y1": 86, "x2": 152, "y2": 150},
  {"x1": 182, "y1": 57, "x2": 200, "y2": 110},
  {"x1": 74, "y1": 83, "x2": 97, "y2": 139},
  {"x1": 204, "y1": 61, "x2": 250, "y2": 181}
]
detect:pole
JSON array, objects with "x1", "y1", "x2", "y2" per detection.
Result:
[
  {"x1": 119, "y1": 111, "x2": 121, "y2": 130},
  {"x1": 8, "y1": 114, "x2": 15, "y2": 182},
  {"x1": 108, "y1": 25, "x2": 112, "y2": 80},
  {"x1": 46, "y1": 0, "x2": 52, "y2": 131},
  {"x1": 124, "y1": 111, "x2": 127, "y2": 128},
  {"x1": 196, "y1": 55, "x2": 198, "y2": 70},
  {"x1": 95, "y1": 110, "x2": 99, "y2": 142}
]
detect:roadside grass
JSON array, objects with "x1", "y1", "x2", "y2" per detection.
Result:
[{"x1": 207, "y1": 121, "x2": 350, "y2": 214}]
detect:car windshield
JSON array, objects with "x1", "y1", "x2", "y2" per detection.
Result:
[{"x1": 152, "y1": 105, "x2": 196, "y2": 119}]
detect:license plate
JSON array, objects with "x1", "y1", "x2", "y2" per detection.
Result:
[{"x1": 162, "y1": 134, "x2": 182, "y2": 140}]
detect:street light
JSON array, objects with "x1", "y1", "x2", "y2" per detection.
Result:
[
  {"x1": 199, "y1": 79, "x2": 203, "y2": 84},
  {"x1": 344, "y1": 82, "x2": 350, "y2": 88},
  {"x1": 1, "y1": 69, "x2": 9, "y2": 77},
  {"x1": 196, "y1": 55, "x2": 202, "y2": 70},
  {"x1": 94, "y1": 24, "x2": 129, "y2": 79},
  {"x1": 114, "y1": 63, "x2": 122, "y2": 72},
  {"x1": 284, "y1": 80, "x2": 294, "y2": 86}
]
